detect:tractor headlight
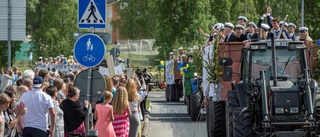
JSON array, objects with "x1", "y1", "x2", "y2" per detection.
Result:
[
  {"x1": 289, "y1": 42, "x2": 306, "y2": 49},
  {"x1": 260, "y1": 44, "x2": 267, "y2": 49},
  {"x1": 251, "y1": 44, "x2": 260, "y2": 50},
  {"x1": 194, "y1": 72, "x2": 198, "y2": 77},
  {"x1": 290, "y1": 107, "x2": 299, "y2": 113},
  {"x1": 275, "y1": 108, "x2": 284, "y2": 113}
]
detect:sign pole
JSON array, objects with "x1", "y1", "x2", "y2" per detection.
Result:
[
  {"x1": 7, "y1": 0, "x2": 12, "y2": 68},
  {"x1": 85, "y1": 27, "x2": 94, "y2": 136},
  {"x1": 86, "y1": 67, "x2": 92, "y2": 103}
]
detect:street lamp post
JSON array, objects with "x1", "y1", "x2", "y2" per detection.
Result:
[
  {"x1": 244, "y1": 0, "x2": 247, "y2": 17},
  {"x1": 301, "y1": 0, "x2": 304, "y2": 27}
]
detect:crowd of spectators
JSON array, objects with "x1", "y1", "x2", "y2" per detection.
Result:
[{"x1": 0, "y1": 66, "x2": 150, "y2": 137}]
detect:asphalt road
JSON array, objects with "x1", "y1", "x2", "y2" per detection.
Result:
[{"x1": 144, "y1": 90, "x2": 207, "y2": 137}]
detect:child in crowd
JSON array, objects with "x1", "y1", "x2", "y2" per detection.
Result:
[
  {"x1": 0, "y1": 93, "x2": 26, "y2": 137},
  {"x1": 112, "y1": 87, "x2": 132, "y2": 137},
  {"x1": 94, "y1": 91, "x2": 115, "y2": 137},
  {"x1": 0, "y1": 93, "x2": 11, "y2": 136}
]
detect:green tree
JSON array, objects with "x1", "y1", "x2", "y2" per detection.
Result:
[
  {"x1": 154, "y1": 0, "x2": 213, "y2": 60},
  {"x1": 0, "y1": 41, "x2": 21, "y2": 68},
  {"x1": 305, "y1": 0, "x2": 320, "y2": 39},
  {"x1": 27, "y1": 0, "x2": 79, "y2": 61},
  {"x1": 113, "y1": 0, "x2": 158, "y2": 39}
]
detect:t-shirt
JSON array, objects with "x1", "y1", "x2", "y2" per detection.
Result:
[
  {"x1": 0, "y1": 112, "x2": 4, "y2": 137},
  {"x1": 49, "y1": 100, "x2": 64, "y2": 137},
  {"x1": 111, "y1": 88, "x2": 117, "y2": 98},
  {"x1": 18, "y1": 88, "x2": 54, "y2": 132},
  {"x1": 0, "y1": 74, "x2": 13, "y2": 92},
  {"x1": 12, "y1": 75, "x2": 18, "y2": 86},
  {"x1": 111, "y1": 88, "x2": 117, "y2": 104}
]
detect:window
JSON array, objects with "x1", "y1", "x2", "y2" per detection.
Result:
[
  {"x1": 108, "y1": 23, "x2": 112, "y2": 30},
  {"x1": 108, "y1": 10, "x2": 112, "y2": 18}
]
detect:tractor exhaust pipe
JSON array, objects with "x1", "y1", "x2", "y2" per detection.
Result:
[
  {"x1": 260, "y1": 70, "x2": 270, "y2": 122},
  {"x1": 271, "y1": 33, "x2": 277, "y2": 86}
]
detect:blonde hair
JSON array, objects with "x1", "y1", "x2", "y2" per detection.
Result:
[
  {"x1": 0, "y1": 93, "x2": 11, "y2": 106},
  {"x1": 16, "y1": 85, "x2": 28, "y2": 100},
  {"x1": 103, "y1": 91, "x2": 113, "y2": 101},
  {"x1": 104, "y1": 76, "x2": 113, "y2": 92},
  {"x1": 259, "y1": 28, "x2": 268, "y2": 40},
  {"x1": 126, "y1": 79, "x2": 138, "y2": 102},
  {"x1": 112, "y1": 87, "x2": 129, "y2": 115},
  {"x1": 299, "y1": 32, "x2": 313, "y2": 42},
  {"x1": 43, "y1": 81, "x2": 50, "y2": 89},
  {"x1": 53, "y1": 78, "x2": 64, "y2": 91}
]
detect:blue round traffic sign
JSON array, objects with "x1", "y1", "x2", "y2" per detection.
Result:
[{"x1": 74, "y1": 34, "x2": 106, "y2": 68}]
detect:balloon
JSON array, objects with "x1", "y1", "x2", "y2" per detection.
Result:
[
  {"x1": 160, "y1": 60, "x2": 165, "y2": 65},
  {"x1": 161, "y1": 68, "x2": 164, "y2": 71},
  {"x1": 177, "y1": 62, "x2": 184, "y2": 71},
  {"x1": 159, "y1": 65, "x2": 164, "y2": 68},
  {"x1": 179, "y1": 64, "x2": 189, "y2": 75},
  {"x1": 183, "y1": 68, "x2": 187, "y2": 73}
]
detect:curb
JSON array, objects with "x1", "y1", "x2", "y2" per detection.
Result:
[
  {"x1": 141, "y1": 114, "x2": 150, "y2": 137},
  {"x1": 141, "y1": 102, "x2": 152, "y2": 137}
]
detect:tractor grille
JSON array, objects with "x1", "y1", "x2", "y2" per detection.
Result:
[{"x1": 272, "y1": 91, "x2": 300, "y2": 115}]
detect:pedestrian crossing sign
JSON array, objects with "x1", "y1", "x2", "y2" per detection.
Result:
[{"x1": 78, "y1": 0, "x2": 106, "y2": 29}]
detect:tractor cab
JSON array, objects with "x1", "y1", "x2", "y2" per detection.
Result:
[{"x1": 248, "y1": 40, "x2": 305, "y2": 82}]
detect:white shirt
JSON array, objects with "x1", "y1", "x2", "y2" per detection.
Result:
[
  {"x1": 18, "y1": 88, "x2": 54, "y2": 132},
  {"x1": 129, "y1": 98, "x2": 139, "y2": 112},
  {"x1": 0, "y1": 74, "x2": 13, "y2": 91}
]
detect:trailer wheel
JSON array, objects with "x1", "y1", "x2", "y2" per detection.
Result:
[
  {"x1": 175, "y1": 84, "x2": 181, "y2": 102},
  {"x1": 190, "y1": 92, "x2": 201, "y2": 121},
  {"x1": 169, "y1": 85, "x2": 176, "y2": 102},
  {"x1": 206, "y1": 98, "x2": 210, "y2": 136},
  {"x1": 226, "y1": 90, "x2": 239, "y2": 137},
  {"x1": 184, "y1": 96, "x2": 187, "y2": 105},
  {"x1": 233, "y1": 107, "x2": 252, "y2": 137},
  {"x1": 186, "y1": 96, "x2": 191, "y2": 115},
  {"x1": 165, "y1": 85, "x2": 169, "y2": 101},
  {"x1": 207, "y1": 101, "x2": 226, "y2": 137}
]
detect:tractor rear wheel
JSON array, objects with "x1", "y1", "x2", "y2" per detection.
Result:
[
  {"x1": 226, "y1": 90, "x2": 239, "y2": 137},
  {"x1": 233, "y1": 107, "x2": 252, "y2": 137},
  {"x1": 314, "y1": 93, "x2": 320, "y2": 135},
  {"x1": 190, "y1": 92, "x2": 201, "y2": 121},
  {"x1": 207, "y1": 101, "x2": 226, "y2": 137}
]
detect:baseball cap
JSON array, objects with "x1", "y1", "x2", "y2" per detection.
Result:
[{"x1": 33, "y1": 76, "x2": 44, "y2": 88}]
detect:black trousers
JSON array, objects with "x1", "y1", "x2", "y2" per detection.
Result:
[
  {"x1": 140, "y1": 94, "x2": 148, "y2": 121},
  {"x1": 23, "y1": 127, "x2": 48, "y2": 137}
]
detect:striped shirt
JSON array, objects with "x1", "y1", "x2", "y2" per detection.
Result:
[{"x1": 113, "y1": 112, "x2": 130, "y2": 137}]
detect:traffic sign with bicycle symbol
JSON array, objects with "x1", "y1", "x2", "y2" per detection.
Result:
[
  {"x1": 83, "y1": 54, "x2": 96, "y2": 62},
  {"x1": 74, "y1": 34, "x2": 106, "y2": 68}
]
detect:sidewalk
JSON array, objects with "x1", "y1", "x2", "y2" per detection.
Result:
[{"x1": 141, "y1": 89, "x2": 176, "y2": 137}]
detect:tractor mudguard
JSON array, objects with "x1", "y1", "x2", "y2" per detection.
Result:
[
  {"x1": 232, "y1": 82, "x2": 246, "y2": 108},
  {"x1": 190, "y1": 78, "x2": 198, "y2": 94}
]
